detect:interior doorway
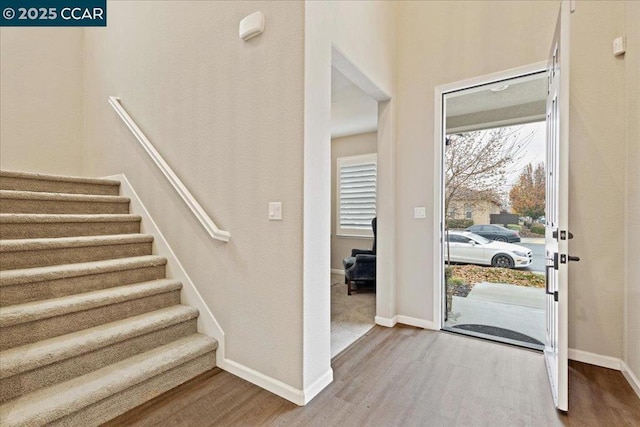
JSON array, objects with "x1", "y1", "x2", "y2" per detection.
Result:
[
  {"x1": 438, "y1": 69, "x2": 548, "y2": 350},
  {"x1": 329, "y1": 64, "x2": 378, "y2": 358}
]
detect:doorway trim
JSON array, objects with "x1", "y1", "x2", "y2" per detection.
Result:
[
  {"x1": 331, "y1": 46, "x2": 395, "y2": 329},
  {"x1": 432, "y1": 61, "x2": 547, "y2": 330}
]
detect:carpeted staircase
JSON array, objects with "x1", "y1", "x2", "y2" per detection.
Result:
[{"x1": 0, "y1": 170, "x2": 217, "y2": 426}]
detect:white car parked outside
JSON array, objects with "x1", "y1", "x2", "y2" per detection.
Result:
[{"x1": 445, "y1": 230, "x2": 532, "y2": 269}]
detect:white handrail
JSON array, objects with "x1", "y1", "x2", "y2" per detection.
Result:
[{"x1": 108, "y1": 96, "x2": 230, "y2": 242}]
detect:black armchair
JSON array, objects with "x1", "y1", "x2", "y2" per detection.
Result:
[{"x1": 342, "y1": 217, "x2": 376, "y2": 295}]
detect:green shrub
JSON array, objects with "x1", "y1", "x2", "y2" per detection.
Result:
[
  {"x1": 448, "y1": 277, "x2": 465, "y2": 286},
  {"x1": 446, "y1": 219, "x2": 473, "y2": 229},
  {"x1": 530, "y1": 224, "x2": 545, "y2": 235},
  {"x1": 507, "y1": 224, "x2": 522, "y2": 231},
  {"x1": 444, "y1": 266, "x2": 452, "y2": 281}
]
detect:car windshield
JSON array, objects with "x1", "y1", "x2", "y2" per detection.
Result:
[{"x1": 465, "y1": 232, "x2": 491, "y2": 244}]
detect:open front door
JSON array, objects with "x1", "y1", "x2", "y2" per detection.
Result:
[{"x1": 545, "y1": 0, "x2": 577, "y2": 412}]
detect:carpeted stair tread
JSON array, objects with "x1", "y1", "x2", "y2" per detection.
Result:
[
  {"x1": 1, "y1": 234, "x2": 154, "y2": 270},
  {"x1": 0, "y1": 190, "x2": 130, "y2": 215},
  {"x1": 0, "y1": 279, "x2": 182, "y2": 327},
  {"x1": 0, "y1": 233, "x2": 153, "y2": 252},
  {"x1": 0, "y1": 305, "x2": 200, "y2": 379},
  {"x1": 0, "y1": 170, "x2": 121, "y2": 187},
  {"x1": 0, "y1": 213, "x2": 142, "y2": 223},
  {"x1": 0, "y1": 255, "x2": 167, "y2": 287},
  {"x1": 0, "y1": 214, "x2": 143, "y2": 239},
  {"x1": 0, "y1": 189, "x2": 128, "y2": 203},
  {"x1": 0, "y1": 334, "x2": 216, "y2": 426},
  {"x1": 0, "y1": 171, "x2": 121, "y2": 196}
]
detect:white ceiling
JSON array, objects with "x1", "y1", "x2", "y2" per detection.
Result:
[
  {"x1": 330, "y1": 69, "x2": 547, "y2": 138},
  {"x1": 446, "y1": 73, "x2": 547, "y2": 132},
  {"x1": 331, "y1": 67, "x2": 378, "y2": 138}
]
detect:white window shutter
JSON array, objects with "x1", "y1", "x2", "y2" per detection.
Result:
[{"x1": 336, "y1": 153, "x2": 377, "y2": 236}]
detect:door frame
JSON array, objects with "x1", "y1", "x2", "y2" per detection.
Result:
[{"x1": 432, "y1": 61, "x2": 547, "y2": 330}]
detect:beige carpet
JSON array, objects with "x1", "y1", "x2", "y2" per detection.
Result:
[
  {"x1": 0, "y1": 170, "x2": 216, "y2": 425},
  {"x1": 330, "y1": 274, "x2": 376, "y2": 358}
]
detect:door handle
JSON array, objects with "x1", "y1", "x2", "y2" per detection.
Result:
[
  {"x1": 545, "y1": 253, "x2": 559, "y2": 302},
  {"x1": 559, "y1": 254, "x2": 581, "y2": 264},
  {"x1": 545, "y1": 264, "x2": 559, "y2": 302},
  {"x1": 552, "y1": 230, "x2": 574, "y2": 240}
]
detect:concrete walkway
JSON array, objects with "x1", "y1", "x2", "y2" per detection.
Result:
[{"x1": 446, "y1": 282, "x2": 546, "y2": 344}]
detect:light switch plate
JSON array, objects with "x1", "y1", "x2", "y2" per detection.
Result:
[
  {"x1": 414, "y1": 206, "x2": 426, "y2": 219},
  {"x1": 269, "y1": 202, "x2": 282, "y2": 220}
]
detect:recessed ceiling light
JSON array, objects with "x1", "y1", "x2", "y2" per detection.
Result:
[{"x1": 490, "y1": 85, "x2": 510, "y2": 92}]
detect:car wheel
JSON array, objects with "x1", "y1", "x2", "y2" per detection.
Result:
[
  {"x1": 494, "y1": 236, "x2": 507, "y2": 242},
  {"x1": 492, "y1": 254, "x2": 514, "y2": 268}
]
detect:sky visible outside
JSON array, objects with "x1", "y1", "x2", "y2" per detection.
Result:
[{"x1": 504, "y1": 121, "x2": 546, "y2": 193}]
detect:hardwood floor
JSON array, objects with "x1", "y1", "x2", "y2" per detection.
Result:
[{"x1": 105, "y1": 326, "x2": 640, "y2": 426}]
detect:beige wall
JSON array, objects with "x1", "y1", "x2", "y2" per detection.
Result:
[
  {"x1": 331, "y1": 132, "x2": 377, "y2": 271},
  {"x1": 568, "y1": 0, "x2": 626, "y2": 361},
  {"x1": 396, "y1": 0, "x2": 558, "y2": 323},
  {"x1": 396, "y1": 0, "x2": 630, "y2": 362},
  {"x1": 0, "y1": 28, "x2": 83, "y2": 175},
  {"x1": 623, "y1": 0, "x2": 640, "y2": 384},
  {"x1": 304, "y1": 0, "x2": 397, "y2": 395},
  {"x1": 82, "y1": 1, "x2": 305, "y2": 391}
]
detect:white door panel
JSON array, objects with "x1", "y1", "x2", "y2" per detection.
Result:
[{"x1": 545, "y1": 0, "x2": 577, "y2": 412}]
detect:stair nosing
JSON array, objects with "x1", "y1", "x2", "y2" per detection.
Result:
[
  {"x1": 0, "y1": 189, "x2": 129, "y2": 203},
  {"x1": 0, "y1": 279, "x2": 182, "y2": 327},
  {"x1": 0, "y1": 214, "x2": 142, "y2": 224},
  {"x1": 0, "y1": 305, "x2": 201, "y2": 379},
  {"x1": 0, "y1": 255, "x2": 167, "y2": 287},
  {"x1": 0, "y1": 334, "x2": 216, "y2": 426},
  {"x1": 0, "y1": 170, "x2": 121, "y2": 187},
  {"x1": 0, "y1": 233, "x2": 154, "y2": 252}
]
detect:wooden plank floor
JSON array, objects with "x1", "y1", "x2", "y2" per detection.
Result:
[{"x1": 105, "y1": 326, "x2": 640, "y2": 426}]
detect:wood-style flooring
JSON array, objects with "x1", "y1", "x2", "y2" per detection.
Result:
[{"x1": 105, "y1": 325, "x2": 640, "y2": 426}]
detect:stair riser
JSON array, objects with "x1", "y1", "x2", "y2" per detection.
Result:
[
  {"x1": 50, "y1": 353, "x2": 215, "y2": 427},
  {"x1": 1, "y1": 291, "x2": 181, "y2": 350},
  {"x1": 0, "y1": 177, "x2": 120, "y2": 196},
  {"x1": 0, "y1": 319, "x2": 197, "y2": 403},
  {"x1": 0, "y1": 264, "x2": 166, "y2": 307},
  {"x1": 0, "y1": 199, "x2": 129, "y2": 215},
  {"x1": 1, "y1": 242, "x2": 153, "y2": 270},
  {"x1": 0, "y1": 221, "x2": 141, "y2": 239}
]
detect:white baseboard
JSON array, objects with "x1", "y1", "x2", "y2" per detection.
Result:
[
  {"x1": 218, "y1": 358, "x2": 332, "y2": 406},
  {"x1": 621, "y1": 360, "x2": 640, "y2": 399},
  {"x1": 375, "y1": 315, "x2": 436, "y2": 330},
  {"x1": 302, "y1": 368, "x2": 334, "y2": 404},
  {"x1": 331, "y1": 268, "x2": 345, "y2": 276},
  {"x1": 568, "y1": 348, "x2": 621, "y2": 370},
  {"x1": 375, "y1": 315, "x2": 397, "y2": 327},
  {"x1": 108, "y1": 174, "x2": 226, "y2": 358},
  {"x1": 397, "y1": 315, "x2": 437, "y2": 330}
]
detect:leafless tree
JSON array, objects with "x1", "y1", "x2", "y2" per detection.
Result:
[{"x1": 445, "y1": 126, "x2": 533, "y2": 216}]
